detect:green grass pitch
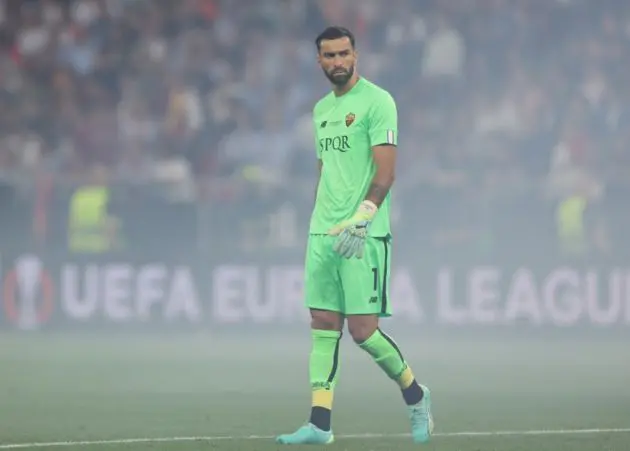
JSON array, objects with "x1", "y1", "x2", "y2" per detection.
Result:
[{"x1": 1, "y1": 331, "x2": 629, "y2": 450}]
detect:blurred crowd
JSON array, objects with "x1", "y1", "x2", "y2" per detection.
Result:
[{"x1": 0, "y1": 0, "x2": 629, "y2": 204}]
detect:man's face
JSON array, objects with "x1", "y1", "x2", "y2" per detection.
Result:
[{"x1": 317, "y1": 37, "x2": 356, "y2": 87}]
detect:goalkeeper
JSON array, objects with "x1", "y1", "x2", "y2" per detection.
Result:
[{"x1": 276, "y1": 26, "x2": 433, "y2": 446}]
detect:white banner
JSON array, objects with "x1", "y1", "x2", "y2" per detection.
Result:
[{"x1": 2, "y1": 257, "x2": 629, "y2": 328}]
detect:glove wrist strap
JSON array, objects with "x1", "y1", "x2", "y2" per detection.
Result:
[{"x1": 360, "y1": 200, "x2": 378, "y2": 213}]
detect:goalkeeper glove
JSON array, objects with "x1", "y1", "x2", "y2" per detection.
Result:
[{"x1": 327, "y1": 200, "x2": 378, "y2": 259}]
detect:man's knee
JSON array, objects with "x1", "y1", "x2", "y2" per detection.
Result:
[
  {"x1": 347, "y1": 315, "x2": 379, "y2": 343},
  {"x1": 310, "y1": 309, "x2": 343, "y2": 331}
]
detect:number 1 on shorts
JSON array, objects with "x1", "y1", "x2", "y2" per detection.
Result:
[{"x1": 371, "y1": 267, "x2": 378, "y2": 293}]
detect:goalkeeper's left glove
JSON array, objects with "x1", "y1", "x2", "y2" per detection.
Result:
[{"x1": 327, "y1": 200, "x2": 378, "y2": 259}]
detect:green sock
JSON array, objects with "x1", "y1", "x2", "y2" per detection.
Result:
[
  {"x1": 359, "y1": 328, "x2": 423, "y2": 405},
  {"x1": 309, "y1": 329, "x2": 342, "y2": 431}
]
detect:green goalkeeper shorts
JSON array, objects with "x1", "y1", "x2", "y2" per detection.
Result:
[{"x1": 304, "y1": 234, "x2": 392, "y2": 317}]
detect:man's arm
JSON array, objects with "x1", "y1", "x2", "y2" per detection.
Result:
[
  {"x1": 365, "y1": 145, "x2": 396, "y2": 207},
  {"x1": 365, "y1": 92, "x2": 398, "y2": 208}
]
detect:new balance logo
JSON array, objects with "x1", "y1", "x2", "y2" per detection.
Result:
[{"x1": 369, "y1": 296, "x2": 378, "y2": 304}]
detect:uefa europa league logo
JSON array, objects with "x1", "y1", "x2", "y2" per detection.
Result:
[{"x1": 15, "y1": 255, "x2": 44, "y2": 330}]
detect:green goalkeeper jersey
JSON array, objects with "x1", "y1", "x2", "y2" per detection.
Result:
[{"x1": 309, "y1": 77, "x2": 397, "y2": 237}]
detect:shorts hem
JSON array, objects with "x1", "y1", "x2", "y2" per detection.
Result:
[{"x1": 307, "y1": 305, "x2": 343, "y2": 314}]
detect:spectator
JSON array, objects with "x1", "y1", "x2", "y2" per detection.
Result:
[{"x1": 0, "y1": 0, "x2": 628, "y2": 257}]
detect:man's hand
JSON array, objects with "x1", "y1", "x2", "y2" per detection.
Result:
[{"x1": 327, "y1": 200, "x2": 378, "y2": 259}]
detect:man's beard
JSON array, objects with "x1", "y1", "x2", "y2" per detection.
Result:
[{"x1": 324, "y1": 65, "x2": 354, "y2": 87}]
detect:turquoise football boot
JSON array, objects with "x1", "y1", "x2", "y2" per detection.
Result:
[
  {"x1": 276, "y1": 423, "x2": 334, "y2": 445},
  {"x1": 408, "y1": 384, "x2": 434, "y2": 443}
]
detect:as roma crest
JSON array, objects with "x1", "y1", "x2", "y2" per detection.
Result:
[{"x1": 345, "y1": 113, "x2": 355, "y2": 127}]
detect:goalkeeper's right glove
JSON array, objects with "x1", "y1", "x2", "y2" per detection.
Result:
[{"x1": 327, "y1": 200, "x2": 378, "y2": 259}]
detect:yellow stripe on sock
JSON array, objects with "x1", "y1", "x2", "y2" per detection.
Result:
[
  {"x1": 312, "y1": 389, "x2": 334, "y2": 410},
  {"x1": 397, "y1": 366, "x2": 415, "y2": 389}
]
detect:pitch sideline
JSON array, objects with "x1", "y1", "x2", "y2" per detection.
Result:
[{"x1": 2, "y1": 428, "x2": 630, "y2": 449}]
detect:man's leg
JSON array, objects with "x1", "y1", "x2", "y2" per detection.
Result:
[
  {"x1": 346, "y1": 315, "x2": 424, "y2": 405},
  {"x1": 340, "y1": 236, "x2": 434, "y2": 444},
  {"x1": 277, "y1": 235, "x2": 344, "y2": 445},
  {"x1": 308, "y1": 309, "x2": 343, "y2": 432}
]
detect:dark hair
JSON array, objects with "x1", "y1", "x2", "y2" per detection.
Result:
[{"x1": 315, "y1": 26, "x2": 355, "y2": 51}]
